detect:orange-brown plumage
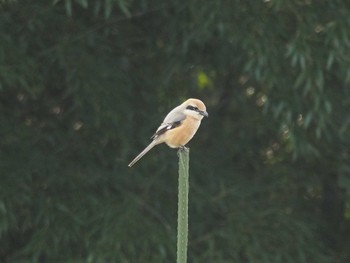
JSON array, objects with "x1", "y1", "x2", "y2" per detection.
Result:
[{"x1": 128, "y1": 98, "x2": 208, "y2": 167}]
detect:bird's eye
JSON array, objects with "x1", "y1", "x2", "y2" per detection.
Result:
[{"x1": 186, "y1": 105, "x2": 198, "y2": 111}]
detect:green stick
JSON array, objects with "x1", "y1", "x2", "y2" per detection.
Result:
[{"x1": 177, "y1": 147, "x2": 190, "y2": 263}]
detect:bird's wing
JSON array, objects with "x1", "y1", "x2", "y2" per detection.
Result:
[{"x1": 151, "y1": 107, "x2": 186, "y2": 139}]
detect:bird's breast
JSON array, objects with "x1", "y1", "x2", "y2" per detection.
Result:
[{"x1": 163, "y1": 117, "x2": 201, "y2": 148}]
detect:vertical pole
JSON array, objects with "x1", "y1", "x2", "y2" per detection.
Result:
[{"x1": 177, "y1": 147, "x2": 190, "y2": 263}]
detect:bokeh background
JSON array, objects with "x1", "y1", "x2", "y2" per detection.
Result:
[{"x1": 1, "y1": 0, "x2": 350, "y2": 262}]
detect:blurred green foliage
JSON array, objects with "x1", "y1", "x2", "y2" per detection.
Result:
[{"x1": 1, "y1": 0, "x2": 350, "y2": 262}]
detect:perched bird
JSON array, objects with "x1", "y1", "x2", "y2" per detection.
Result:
[{"x1": 128, "y1": 98, "x2": 208, "y2": 167}]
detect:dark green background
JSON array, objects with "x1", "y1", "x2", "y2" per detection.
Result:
[{"x1": 1, "y1": 0, "x2": 350, "y2": 262}]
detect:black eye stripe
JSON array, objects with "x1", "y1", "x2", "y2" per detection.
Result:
[{"x1": 186, "y1": 105, "x2": 198, "y2": 111}]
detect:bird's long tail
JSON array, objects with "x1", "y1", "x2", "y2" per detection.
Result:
[{"x1": 128, "y1": 140, "x2": 158, "y2": 167}]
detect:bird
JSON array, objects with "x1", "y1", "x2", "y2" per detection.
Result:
[{"x1": 128, "y1": 98, "x2": 208, "y2": 167}]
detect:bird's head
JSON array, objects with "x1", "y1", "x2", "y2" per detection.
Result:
[{"x1": 183, "y1": 98, "x2": 208, "y2": 120}]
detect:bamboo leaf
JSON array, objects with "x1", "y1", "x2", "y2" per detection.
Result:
[
  {"x1": 65, "y1": 0, "x2": 72, "y2": 16},
  {"x1": 118, "y1": 0, "x2": 131, "y2": 17},
  {"x1": 104, "y1": 0, "x2": 113, "y2": 18}
]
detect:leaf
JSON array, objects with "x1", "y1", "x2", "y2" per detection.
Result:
[
  {"x1": 294, "y1": 72, "x2": 306, "y2": 89},
  {"x1": 326, "y1": 52, "x2": 334, "y2": 70},
  {"x1": 316, "y1": 126, "x2": 322, "y2": 139},
  {"x1": 77, "y1": 0, "x2": 88, "y2": 8},
  {"x1": 302, "y1": 77, "x2": 312, "y2": 97},
  {"x1": 324, "y1": 100, "x2": 332, "y2": 114},
  {"x1": 291, "y1": 52, "x2": 298, "y2": 67},
  {"x1": 118, "y1": 0, "x2": 131, "y2": 17},
  {"x1": 303, "y1": 112, "x2": 312, "y2": 129},
  {"x1": 104, "y1": 0, "x2": 113, "y2": 19},
  {"x1": 315, "y1": 70, "x2": 324, "y2": 92},
  {"x1": 94, "y1": 1, "x2": 101, "y2": 16},
  {"x1": 299, "y1": 55, "x2": 306, "y2": 70},
  {"x1": 65, "y1": 0, "x2": 72, "y2": 16},
  {"x1": 273, "y1": 102, "x2": 284, "y2": 119}
]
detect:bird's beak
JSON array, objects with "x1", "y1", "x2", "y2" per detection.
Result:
[{"x1": 200, "y1": 110, "x2": 209, "y2": 117}]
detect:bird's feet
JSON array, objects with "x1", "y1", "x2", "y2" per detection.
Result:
[{"x1": 177, "y1": 145, "x2": 189, "y2": 155}]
